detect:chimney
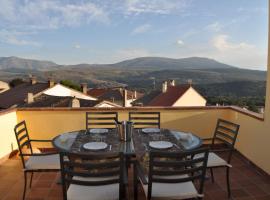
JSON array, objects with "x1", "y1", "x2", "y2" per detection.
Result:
[
  {"x1": 71, "y1": 97, "x2": 80, "y2": 108},
  {"x1": 162, "y1": 81, "x2": 168, "y2": 93},
  {"x1": 27, "y1": 93, "x2": 34, "y2": 104},
  {"x1": 134, "y1": 90, "x2": 137, "y2": 99},
  {"x1": 168, "y1": 79, "x2": 175, "y2": 86},
  {"x1": 187, "y1": 79, "x2": 193, "y2": 86},
  {"x1": 81, "y1": 83, "x2": 88, "y2": 94},
  {"x1": 30, "y1": 76, "x2": 37, "y2": 85},
  {"x1": 123, "y1": 89, "x2": 128, "y2": 107},
  {"x1": 48, "y1": 78, "x2": 54, "y2": 88}
]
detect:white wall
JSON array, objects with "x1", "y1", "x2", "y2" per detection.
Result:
[{"x1": 173, "y1": 87, "x2": 207, "y2": 107}]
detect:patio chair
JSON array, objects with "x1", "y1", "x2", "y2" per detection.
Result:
[
  {"x1": 197, "y1": 118, "x2": 240, "y2": 198},
  {"x1": 134, "y1": 148, "x2": 209, "y2": 200},
  {"x1": 86, "y1": 111, "x2": 118, "y2": 129},
  {"x1": 129, "y1": 112, "x2": 160, "y2": 129},
  {"x1": 14, "y1": 120, "x2": 60, "y2": 200},
  {"x1": 59, "y1": 151, "x2": 127, "y2": 200}
]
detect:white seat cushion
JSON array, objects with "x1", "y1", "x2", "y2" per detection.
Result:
[
  {"x1": 195, "y1": 152, "x2": 229, "y2": 167},
  {"x1": 67, "y1": 176, "x2": 119, "y2": 200},
  {"x1": 25, "y1": 154, "x2": 60, "y2": 170},
  {"x1": 142, "y1": 175, "x2": 200, "y2": 199}
]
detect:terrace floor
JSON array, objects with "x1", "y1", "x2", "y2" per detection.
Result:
[{"x1": 0, "y1": 152, "x2": 269, "y2": 200}]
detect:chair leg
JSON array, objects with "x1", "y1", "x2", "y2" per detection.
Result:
[
  {"x1": 29, "y1": 172, "x2": 34, "y2": 188},
  {"x1": 210, "y1": 168, "x2": 215, "y2": 183},
  {"x1": 133, "y1": 164, "x2": 138, "y2": 200},
  {"x1": 226, "y1": 167, "x2": 231, "y2": 198},
  {"x1": 23, "y1": 172, "x2": 27, "y2": 200}
]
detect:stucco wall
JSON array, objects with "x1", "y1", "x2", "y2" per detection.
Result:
[
  {"x1": 16, "y1": 108, "x2": 229, "y2": 146},
  {"x1": 228, "y1": 110, "x2": 270, "y2": 174},
  {"x1": 0, "y1": 110, "x2": 17, "y2": 159},
  {"x1": 173, "y1": 88, "x2": 207, "y2": 107}
]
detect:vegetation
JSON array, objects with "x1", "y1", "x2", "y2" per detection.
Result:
[
  {"x1": 206, "y1": 96, "x2": 265, "y2": 112},
  {"x1": 60, "y1": 80, "x2": 82, "y2": 91},
  {"x1": 9, "y1": 78, "x2": 24, "y2": 87},
  {"x1": 0, "y1": 56, "x2": 267, "y2": 113}
]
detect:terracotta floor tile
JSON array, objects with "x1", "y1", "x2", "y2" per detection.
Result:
[
  {"x1": 0, "y1": 152, "x2": 269, "y2": 200},
  {"x1": 231, "y1": 188, "x2": 251, "y2": 198},
  {"x1": 244, "y1": 185, "x2": 268, "y2": 197}
]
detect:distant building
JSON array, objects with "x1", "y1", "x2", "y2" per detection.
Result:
[
  {"x1": 0, "y1": 77, "x2": 120, "y2": 109},
  {"x1": 0, "y1": 77, "x2": 51, "y2": 109},
  {"x1": 132, "y1": 80, "x2": 206, "y2": 107},
  {"x1": 0, "y1": 81, "x2": 10, "y2": 94},
  {"x1": 88, "y1": 87, "x2": 143, "y2": 107},
  {"x1": 21, "y1": 94, "x2": 120, "y2": 108}
]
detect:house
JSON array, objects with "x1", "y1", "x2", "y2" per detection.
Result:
[
  {"x1": 0, "y1": 81, "x2": 10, "y2": 94},
  {"x1": 132, "y1": 80, "x2": 206, "y2": 107},
  {"x1": 0, "y1": 77, "x2": 119, "y2": 109},
  {"x1": 0, "y1": 77, "x2": 51, "y2": 109},
  {"x1": 88, "y1": 87, "x2": 143, "y2": 107},
  {"x1": 21, "y1": 94, "x2": 120, "y2": 108}
]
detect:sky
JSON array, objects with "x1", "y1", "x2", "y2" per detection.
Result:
[{"x1": 0, "y1": 0, "x2": 268, "y2": 70}]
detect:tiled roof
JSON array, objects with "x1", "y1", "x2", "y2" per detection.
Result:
[
  {"x1": 87, "y1": 88, "x2": 108, "y2": 98},
  {"x1": 148, "y1": 85, "x2": 191, "y2": 106},
  {"x1": 132, "y1": 90, "x2": 161, "y2": 106},
  {"x1": 133, "y1": 85, "x2": 192, "y2": 106},
  {"x1": 88, "y1": 88, "x2": 143, "y2": 102},
  {"x1": 21, "y1": 94, "x2": 103, "y2": 108},
  {"x1": 0, "y1": 82, "x2": 49, "y2": 109}
]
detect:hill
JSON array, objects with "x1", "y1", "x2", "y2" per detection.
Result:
[
  {"x1": 0, "y1": 56, "x2": 58, "y2": 70},
  {"x1": 111, "y1": 57, "x2": 235, "y2": 70},
  {"x1": 0, "y1": 56, "x2": 266, "y2": 98}
]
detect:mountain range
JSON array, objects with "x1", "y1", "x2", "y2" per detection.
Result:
[{"x1": 0, "y1": 56, "x2": 266, "y2": 97}]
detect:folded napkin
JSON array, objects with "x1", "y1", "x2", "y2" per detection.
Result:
[
  {"x1": 89, "y1": 128, "x2": 109, "y2": 134},
  {"x1": 142, "y1": 128, "x2": 160, "y2": 133},
  {"x1": 171, "y1": 131, "x2": 194, "y2": 143}
]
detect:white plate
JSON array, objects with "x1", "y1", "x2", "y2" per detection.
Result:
[
  {"x1": 83, "y1": 142, "x2": 108, "y2": 150},
  {"x1": 142, "y1": 128, "x2": 160, "y2": 133},
  {"x1": 89, "y1": 129, "x2": 109, "y2": 134},
  {"x1": 149, "y1": 141, "x2": 173, "y2": 149}
]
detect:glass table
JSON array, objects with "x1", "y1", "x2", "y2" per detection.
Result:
[{"x1": 52, "y1": 128, "x2": 202, "y2": 155}]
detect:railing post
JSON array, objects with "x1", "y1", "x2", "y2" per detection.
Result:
[{"x1": 264, "y1": 0, "x2": 270, "y2": 123}]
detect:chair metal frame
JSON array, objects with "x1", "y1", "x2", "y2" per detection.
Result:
[
  {"x1": 134, "y1": 148, "x2": 209, "y2": 200},
  {"x1": 59, "y1": 151, "x2": 127, "y2": 200},
  {"x1": 86, "y1": 111, "x2": 118, "y2": 130},
  {"x1": 14, "y1": 120, "x2": 59, "y2": 200},
  {"x1": 204, "y1": 118, "x2": 240, "y2": 198},
  {"x1": 128, "y1": 112, "x2": 160, "y2": 129}
]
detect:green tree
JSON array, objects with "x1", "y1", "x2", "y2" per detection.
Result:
[
  {"x1": 9, "y1": 78, "x2": 24, "y2": 88},
  {"x1": 60, "y1": 80, "x2": 82, "y2": 92}
]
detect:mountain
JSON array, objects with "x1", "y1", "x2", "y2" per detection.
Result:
[
  {"x1": 0, "y1": 56, "x2": 266, "y2": 97},
  {"x1": 0, "y1": 56, "x2": 58, "y2": 70},
  {"x1": 111, "y1": 57, "x2": 235, "y2": 70}
]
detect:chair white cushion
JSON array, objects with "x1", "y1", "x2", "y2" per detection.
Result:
[
  {"x1": 25, "y1": 154, "x2": 60, "y2": 170},
  {"x1": 195, "y1": 152, "x2": 229, "y2": 168},
  {"x1": 142, "y1": 175, "x2": 200, "y2": 199},
  {"x1": 67, "y1": 176, "x2": 119, "y2": 200}
]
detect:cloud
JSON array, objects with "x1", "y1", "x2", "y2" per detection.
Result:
[
  {"x1": 0, "y1": 0, "x2": 109, "y2": 30},
  {"x1": 208, "y1": 34, "x2": 266, "y2": 68},
  {"x1": 176, "y1": 39, "x2": 184, "y2": 46},
  {"x1": 131, "y1": 24, "x2": 151, "y2": 35},
  {"x1": 125, "y1": 0, "x2": 189, "y2": 15},
  {"x1": 206, "y1": 22, "x2": 223, "y2": 32},
  {"x1": 73, "y1": 44, "x2": 81, "y2": 49},
  {"x1": 0, "y1": 29, "x2": 40, "y2": 46},
  {"x1": 212, "y1": 34, "x2": 254, "y2": 51}
]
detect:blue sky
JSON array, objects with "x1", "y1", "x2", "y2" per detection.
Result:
[{"x1": 0, "y1": 0, "x2": 268, "y2": 69}]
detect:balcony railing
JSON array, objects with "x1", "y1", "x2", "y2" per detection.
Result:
[{"x1": 0, "y1": 106, "x2": 268, "y2": 175}]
